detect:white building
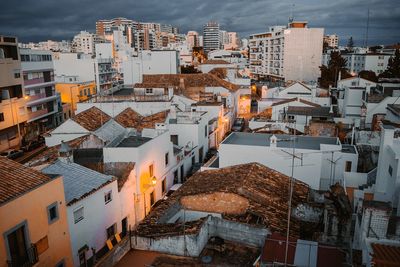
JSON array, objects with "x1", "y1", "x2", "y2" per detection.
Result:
[
  {"x1": 374, "y1": 124, "x2": 400, "y2": 214},
  {"x1": 203, "y1": 21, "x2": 221, "y2": 54},
  {"x1": 218, "y1": 132, "x2": 358, "y2": 190},
  {"x1": 122, "y1": 50, "x2": 180, "y2": 85},
  {"x1": 72, "y1": 31, "x2": 101, "y2": 55},
  {"x1": 224, "y1": 32, "x2": 240, "y2": 50},
  {"x1": 41, "y1": 159, "x2": 123, "y2": 267},
  {"x1": 322, "y1": 52, "x2": 391, "y2": 76},
  {"x1": 249, "y1": 21, "x2": 324, "y2": 82},
  {"x1": 20, "y1": 49, "x2": 63, "y2": 133},
  {"x1": 323, "y1": 34, "x2": 339, "y2": 48}
]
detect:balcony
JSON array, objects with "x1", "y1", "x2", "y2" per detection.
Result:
[
  {"x1": 6, "y1": 244, "x2": 38, "y2": 267},
  {"x1": 27, "y1": 108, "x2": 49, "y2": 122}
]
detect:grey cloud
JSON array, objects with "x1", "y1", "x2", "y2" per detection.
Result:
[{"x1": 0, "y1": 0, "x2": 399, "y2": 45}]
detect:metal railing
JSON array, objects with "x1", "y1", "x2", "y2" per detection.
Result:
[{"x1": 6, "y1": 244, "x2": 38, "y2": 267}]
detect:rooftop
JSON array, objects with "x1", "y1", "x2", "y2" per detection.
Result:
[
  {"x1": 287, "y1": 106, "x2": 332, "y2": 117},
  {"x1": 271, "y1": 98, "x2": 321, "y2": 107},
  {"x1": 114, "y1": 108, "x2": 168, "y2": 131},
  {"x1": 0, "y1": 157, "x2": 53, "y2": 206},
  {"x1": 42, "y1": 160, "x2": 115, "y2": 205},
  {"x1": 202, "y1": 59, "x2": 231, "y2": 65},
  {"x1": 371, "y1": 243, "x2": 400, "y2": 267},
  {"x1": 387, "y1": 104, "x2": 400, "y2": 117},
  {"x1": 136, "y1": 163, "x2": 311, "y2": 238},
  {"x1": 135, "y1": 73, "x2": 239, "y2": 93},
  {"x1": 73, "y1": 106, "x2": 111, "y2": 131},
  {"x1": 221, "y1": 132, "x2": 339, "y2": 150},
  {"x1": 117, "y1": 136, "x2": 152, "y2": 148}
]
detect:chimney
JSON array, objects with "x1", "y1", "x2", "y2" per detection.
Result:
[
  {"x1": 270, "y1": 135, "x2": 278, "y2": 148},
  {"x1": 170, "y1": 105, "x2": 177, "y2": 119},
  {"x1": 179, "y1": 78, "x2": 185, "y2": 90},
  {"x1": 168, "y1": 86, "x2": 174, "y2": 99},
  {"x1": 58, "y1": 140, "x2": 73, "y2": 163}
]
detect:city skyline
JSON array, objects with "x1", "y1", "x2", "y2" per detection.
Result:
[{"x1": 1, "y1": 0, "x2": 399, "y2": 45}]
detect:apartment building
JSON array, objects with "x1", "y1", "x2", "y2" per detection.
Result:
[
  {"x1": 0, "y1": 157, "x2": 73, "y2": 267},
  {"x1": 72, "y1": 31, "x2": 102, "y2": 55},
  {"x1": 0, "y1": 35, "x2": 28, "y2": 151},
  {"x1": 55, "y1": 77, "x2": 96, "y2": 111},
  {"x1": 322, "y1": 52, "x2": 391, "y2": 75},
  {"x1": 203, "y1": 21, "x2": 221, "y2": 54},
  {"x1": 187, "y1": 31, "x2": 199, "y2": 51},
  {"x1": 249, "y1": 21, "x2": 324, "y2": 82},
  {"x1": 323, "y1": 34, "x2": 339, "y2": 48},
  {"x1": 21, "y1": 48, "x2": 63, "y2": 135},
  {"x1": 96, "y1": 17, "x2": 137, "y2": 37}
]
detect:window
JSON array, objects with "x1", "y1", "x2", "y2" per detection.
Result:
[
  {"x1": 145, "y1": 88, "x2": 153, "y2": 94},
  {"x1": 0, "y1": 48, "x2": 4, "y2": 59},
  {"x1": 47, "y1": 202, "x2": 59, "y2": 224},
  {"x1": 170, "y1": 135, "x2": 178, "y2": 146},
  {"x1": 5, "y1": 222, "x2": 29, "y2": 265},
  {"x1": 149, "y1": 164, "x2": 154, "y2": 177},
  {"x1": 55, "y1": 259, "x2": 65, "y2": 267},
  {"x1": 389, "y1": 165, "x2": 393, "y2": 176},
  {"x1": 205, "y1": 125, "x2": 208, "y2": 137},
  {"x1": 165, "y1": 152, "x2": 169, "y2": 166},
  {"x1": 14, "y1": 72, "x2": 20, "y2": 79},
  {"x1": 73, "y1": 207, "x2": 84, "y2": 224},
  {"x1": 345, "y1": 161, "x2": 352, "y2": 172},
  {"x1": 106, "y1": 223, "x2": 116, "y2": 239},
  {"x1": 150, "y1": 191, "x2": 155, "y2": 206},
  {"x1": 0, "y1": 113, "x2": 4, "y2": 122},
  {"x1": 104, "y1": 191, "x2": 112, "y2": 204},
  {"x1": 162, "y1": 178, "x2": 166, "y2": 194}
]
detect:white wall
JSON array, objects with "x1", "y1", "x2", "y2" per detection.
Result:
[
  {"x1": 67, "y1": 181, "x2": 120, "y2": 267},
  {"x1": 53, "y1": 53, "x2": 95, "y2": 82}
]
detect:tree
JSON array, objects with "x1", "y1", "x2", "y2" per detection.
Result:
[
  {"x1": 320, "y1": 51, "x2": 352, "y2": 88},
  {"x1": 379, "y1": 49, "x2": 400, "y2": 78},
  {"x1": 347, "y1": 37, "x2": 354, "y2": 52},
  {"x1": 359, "y1": 70, "x2": 378, "y2": 82}
]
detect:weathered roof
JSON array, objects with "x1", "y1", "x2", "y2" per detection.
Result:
[
  {"x1": 371, "y1": 243, "x2": 400, "y2": 267},
  {"x1": 136, "y1": 163, "x2": 310, "y2": 238},
  {"x1": 25, "y1": 135, "x2": 92, "y2": 167},
  {"x1": 114, "y1": 108, "x2": 168, "y2": 131},
  {"x1": 387, "y1": 104, "x2": 400, "y2": 116},
  {"x1": 271, "y1": 98, "x2": 321, "y2": 107},
  {"x1": 202, "y1": 59, "x2": 231, "y2": 65},
  {"x1": 0, "y1": 157, "x2": 53, "y2": 206},
  {"x1": 134, "y1": 74, "x2": 240, "y2": 92},
  {"x1": 287, "y1": 106, "x2": 332, "y2": 117},
  {"x1": 73, "y1": 106, "x2": 111, "y2": 131},
  {"x1": 42, "y1": 160, "x2": 115, "y2": 205},
  {"x1": 117, "y1": 136, "x2": 152, "y2": 147}
]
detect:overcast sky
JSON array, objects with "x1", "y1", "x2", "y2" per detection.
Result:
[{"x1": 1, "y1": 0, "x2": 399, "y2": 45}]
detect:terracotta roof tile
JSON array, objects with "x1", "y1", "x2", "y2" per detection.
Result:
[
  {"x1": 371, "y1": 243, "x2": 400, "y2": 267},
  {"x1": 202, "y1": 59, "x2": 231, "y2": 64},
  {"x1": 73, "y1": 106, "x2": 111, "y2": 131},
  {"x1": 114, "y1": 108, "x2": 168, "y2": 131},
  {"x1": 0, "y1": 157, "x2": 53, "y2": 205},
  {"x1": 135, "y1": 73, "x2": 240, "y2": 93},
  {"x1": 136, "y1": 163, "x2": 310, "y2": 238}
]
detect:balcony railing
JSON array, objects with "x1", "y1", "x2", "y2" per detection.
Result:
[
  {"x1": 27, "y1": 108, "x2": 49, "y2": 121},
  {"x1": 6, "y1": 244, "x2": 38, "y2": 267}
]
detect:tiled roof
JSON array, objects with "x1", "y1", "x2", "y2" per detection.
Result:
[
  {"x1": 42, "y1": 160, "x2": 115, "y2": 205},
  {"x1": 135, "y1": 74, "x2": 240, "y2": 92},
  {"x1": 0, "y1": 157, "x2": 52, "y2": 205},
  {"x1": 202, "y1": 59, "x2": 231, "y2": 64},
  {"x1": 136, "y1": 163, "x2": 310, "y2": 238},
  {"x1": 114, "y1": 108, "x2": 168, "y2": 131},
  {"x1": 371, "y1": 243, "x2": 400, "y2": 267},
  {"x1": 387, "y1": 104, "x2": 400, "y2": 116},
  {"x1": 73, "y1": 106, "x2": 111, "y2": 131},
  {"x1": 287, "y1": 106, "x2": 332, "y2": 117},
  {"x1": 25, "y1": 135, "x2": 91, "y2": 167}
]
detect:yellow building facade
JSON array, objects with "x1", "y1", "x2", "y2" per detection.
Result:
[{"x1": 55, "y1": 82, "x2": 96, "y2": 111}]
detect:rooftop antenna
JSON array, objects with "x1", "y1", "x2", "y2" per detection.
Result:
[
  {"x1": 365, "y1": 8, "x2": 370, "y2": 48},
  {"x1": 289, "y1": 3, "x2": 295, "y2": 23}
]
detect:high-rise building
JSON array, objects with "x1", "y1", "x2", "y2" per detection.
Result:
[
  {"x1": 224, "y1": 32, "x2": 240, "y2": 50},
  {"x1": 203, "y1": 21, "x2": 221, "y2": 54},
  {"x1": 96, "y1": 17, "x2": 137, "y2": 36},
  {"x1": 187, "y1": 31, "x2": 199, "y2": 51},
  {"x1": 0, "y1": 35, "x2": 28, "y2": 151},
  {"x1": 20, "y1": 48, "x2": 63, "y2": 135},
  {"x1": 323, "y1": 34, "x2": 339, "y2": 48},
  {"x1": 249, "y1": 21, "x2": 324, "y2": 82},
  {"x1": 72, "y1": 31, "x2": 102, "y2": 55}
]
